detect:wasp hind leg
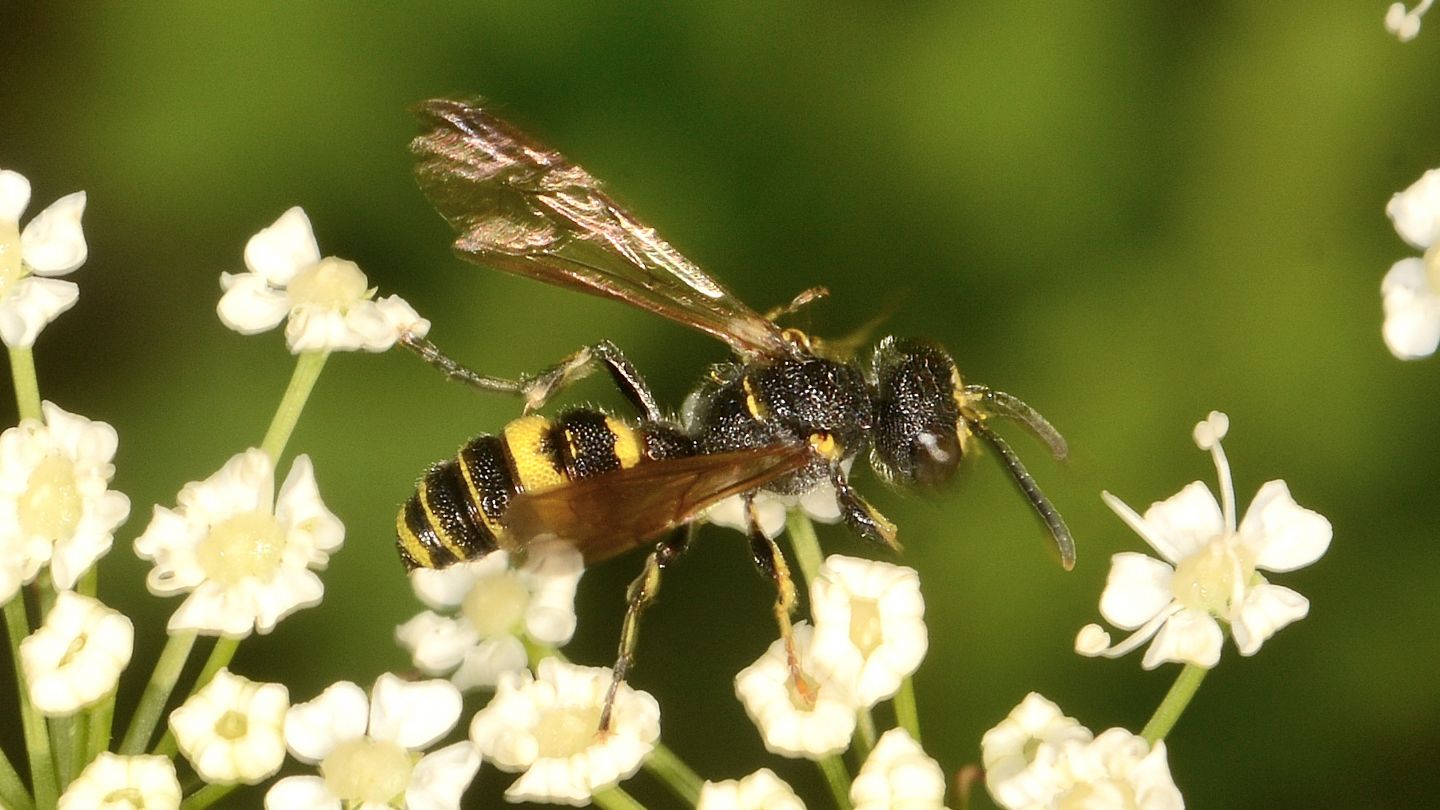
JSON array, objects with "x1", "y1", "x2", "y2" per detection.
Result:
[
  {"x1": 401, "y1": 333, "x2": 661, "y2": 420},
  {"x1": 599, "y1": 523, "x2": 696, "y2": 732},
  {"x1": 744, "y1": 496, "x2": 817, "y2": 706}
]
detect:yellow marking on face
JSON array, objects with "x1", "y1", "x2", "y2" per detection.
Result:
[
  {"x1": 808, "y1": 431, "x2": 839, "y2": 460},
  {"x1": 743, "y1": 376, "x2": 767, "y2": 419},
  {"x1": 503, "y1": 415, "x2": 568, "y2": 493},
  {"x1": 396, "y1": 509, "x2": 434, "y2": 568},
  {"x1": 607, "y1": 417, "x2": 642, "y2": 468}
]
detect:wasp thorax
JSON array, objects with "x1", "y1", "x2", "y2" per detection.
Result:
[{"x1": 868, "y1": 338, "x2": 964, "y2": 488}]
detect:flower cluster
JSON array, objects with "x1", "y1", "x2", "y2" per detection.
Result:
[
  {"x1": 1076, "y1": 411, "x2": 1330, "y2": 668},
  {"x1": 0, "y1": 169, "x2": 87, "y2": 348},
  {"x1": 1381, "y1": 169, "x2": 1440, "y2": 359},
  {"x1": 982, "y1": 693, "x2": 1183, "y2": 810}
]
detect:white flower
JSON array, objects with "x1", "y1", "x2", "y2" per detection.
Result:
[
  {"x1": 1387, "y1": 0, "x2": 1434, "y2": 41},
  {"x1": 266, "y1": 673, "x2": 479, "y2": 810},
  {"x1": 0, "y1": 170, "x2": 86, "y2": 348},
  {"x1": 20, "y1": 591, "x2": 133, "y2": 716},
  {"x1": 982, "y1": 693, "x2": 1093, "y2": 810},
  {"x1": 218, "y1": 206, "x2": 430, "y2": 353},
  {"x1": 808, "y1": 554, "x2": 927, "y2": 707},
  {"x1": 1077, "y1": 412, "x2": 1331, "y2": 669},
  {"x1": 58, "y1": 753, "x2": 180, "y2": 810},
  {"x1": 1046, "y1": 729, "x2": 1183, "y2": 810},
  {"x1": 168, "y1": 668, "x2": 288, "y2": 784},
  {"x1": 133, "y1": 448, "x2": 344, "y2": 636},
  {"x1": 396, "y1": 542, "x2": 583, "y2": 690},
  {"x1": 697, "y1": 768, "x2": 806, "y2": 810},
  {"x1": 1382, "y1": 168, "x2": 1440, "y2": 359},
  {"x1": 734, "y1": 623, "x2": 857, "y2": 760},
  {"x1": 984, "y1": 696, "x2": 1184, "y2": 810},
  {"x1": 851, "y1": 728, "x2": 947, "y2": 810},
  {"x1": 470, "y1": 658, "x2": 660, "y2": 806},
  {"x1": 0, "y1": 401, "x2": 130, "y2": 599}
]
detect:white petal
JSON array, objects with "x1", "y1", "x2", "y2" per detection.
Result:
[
  {"x1": 1097, "y1": 553, "x2": 1175, "y2": 630},
  {"x1": 1237, "y1": 480, "x2": 1331, "y2": 572},
  {"x1": 245, "y1": 207, "x2": 320, "y2": 285},
  {"x1": 367, "y1": 674, "x2": 462, "y2": 750},
  {"x1": 1134, "y1": 482, "x2": 1225, "y2": 561},
  {"x1": 1388, "y1": 168, "x2": 1440, "y2": 249},
  {"x1": 0, "y1": 277, "x2": 79, "y2": 347},
  {"x1": 405, "y1": 741, "x2": 482, "y2": 810},
  {"x1": 450, "y1": 636, "x2": 528, "y2": 691},
  {"x1": 0, "y1": 170, "x2": 31, "y2": 224},
  {"x1": 1231, "y1": 583, "x2": 1309, "y2": 655},
  {"x1": 410, "y1": 556, "x2": 496, "y2": 610},
  {"x1": 1141, "y1": 608, "x2": 1222, "y2": 669},
  {"x1": 265, "y1": 775, "x2": 340, "y2": 810},
  {"x1": 1381, "y1": 257, "x2": 1440, "y2": 359},
  {"x1": 395, "y1": 612, "x2": 478, "y2": 674},
  {"x1": 284, "y1": 681, "x2": 367, "y2": 763},
  {"x1": 275, "y1": 455, "x2": 344, "y2": 554},
  {"x1": 217, "y1": 273, "x2": 291, "y2": 334},
  {"x1": 20, "y1": 191, "x2": 86, "y2": 275}
]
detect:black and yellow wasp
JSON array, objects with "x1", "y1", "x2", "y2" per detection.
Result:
[{"x1": 395, "y1": 99, "x2": 1074, "y2": 725}]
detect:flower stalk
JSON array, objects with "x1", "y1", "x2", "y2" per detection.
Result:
[
  {"x1": 4, "y1": 597, "x2": 57, "y2": 809},
  {"x1": 178, "y1": 780, "x2": 238, "y2": 810},
  {"x1": 785, "y1": 510, "x2": 824, "y2": 588},
  {"x1": 0, "y1": 723, "x2": 36, "y2": 810},
  {"x1": 642, "y1": 743, "x2": 703, "y2": 805},
  {"x1": 817, "y1": 753, "x2": 854, "y2": 810},
  {"x1": 260, "y1": 349, "x2": 328, "y2": 461},
  {"x1": 117, "y1": 631, "x2": 197, "y2": 754},
  {"x1": 894, "y1": 676, "x2": 921, "y2": 742},
  {"x1": 1141, "y1": 662, "x2": 1209, "y2": 745},
  {"x1": 8, "y1": 345, "x2": 41, "y2": 421},
  {"x1": 592, "y1": 786, "x2": 647, "y2": 810}
]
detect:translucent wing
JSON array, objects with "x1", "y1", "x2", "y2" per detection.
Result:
[
  {"x1": 505, "y1": 445, "x2": 812, "y2": 565},
  {"x1": 412, "y1": 98, "x2": 794, "y2": 358}
]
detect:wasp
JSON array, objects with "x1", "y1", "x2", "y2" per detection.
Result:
[{"x1": 396, "y1": 99, "x2": 1074, "y2": 727}]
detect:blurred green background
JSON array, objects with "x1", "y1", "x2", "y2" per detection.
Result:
[{"x1": 3, "y1": 2, "x2": 1439, "y2": 807}]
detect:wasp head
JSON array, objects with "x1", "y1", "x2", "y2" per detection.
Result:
[{"x1": 867, "y1": 337, "x2": 967, "y2": 488}]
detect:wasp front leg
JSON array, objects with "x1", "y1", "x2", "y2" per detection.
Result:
[{"x1": 401, "y1": 333, "x2": 661, "y2": 421}]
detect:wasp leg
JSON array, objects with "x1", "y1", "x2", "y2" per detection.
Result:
[
  {"x1": 599, "y1": 523, "x2": 695, "y2": 732},
  {"x1": 744, "y1": 495, "x2": 816, "y2": 706},
  {"x1": 833, "y1": 468, "x2": 900, "y2": 551},
  {"x1": 401, "y1": 333, "x2": 661, "y2": 420}
]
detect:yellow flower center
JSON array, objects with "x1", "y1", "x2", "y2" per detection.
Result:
[
  {"x1": 18, "y1": 455, "x2": 83, "y2": 542},
  {"x1": 1425, "y1": 244, "x2": 1440, "y2": 293},
  {"x1": 1056, "y1": 780, "x2": 1137, "y2": 810},
  {"x1": 287, "y1": 257, "x2": 368, "y2": 310},
  {"x1": 58, "y1": 632, "x2": 89, "y2": 668},
  {"x1": 461, "y1": 572, "x2": 530, "y2": 638},
  {"x1": 99, "y1": 787, "x2": 146, "y2": 809},
  {"x1": 1170, "y1": 538, "x2": 1247, "y2": 616},
  {"x1": 320, "y1": 736, "x2": 414, "y2": 805},
  {"x1": 533, "y1": 705, "x2": 602, "y2": 758},
  {"x1": 196, "y1": 510, "x2": 286, "y2": 586},
  {"x1": 847, "y1": 596, "x2": 884, "y2": 658},
  {"x1": 215, "y1": 709, "x2": 249, "y2": 740},
  {"x1": 0, "y1": 221, "x2": 24, "y2": 298}
]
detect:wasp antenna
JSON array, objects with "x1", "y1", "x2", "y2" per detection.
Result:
[
  {"x1": 965, "y1": 385, "x2": 1068, "y2": 462},
  {"x1": 970, "y1": 420, "x2": 1076, "y2": 570}
]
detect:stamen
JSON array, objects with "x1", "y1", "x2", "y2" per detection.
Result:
[{"x1": 1193, "y1": 411, "x2": 1237, "y2": 533}]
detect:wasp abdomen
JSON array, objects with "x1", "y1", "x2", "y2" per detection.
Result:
[{"x1": 397, "y1": 409, "x2": 653, "y2": 570}]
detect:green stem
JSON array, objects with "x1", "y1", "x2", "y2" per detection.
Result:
[
  {"x1": 152, "y1": 633, "x2": 238, "y2": 758},
  {"x1": 260, "y1": 351, "x2": 329, "y2": 461},
  {"x1": 0, "y1": 739, "x2": 36, "y2": 810},
  {"x1": 117, "y1": 631, "x2": 196, "y2": 754},
  {"x1": 853, "y1": 708, "x2": 876, "y2": 761},
  {"x1": 77, "y1": 568, "x2": 97, "y2": 600},
  {"x1": 642, "y1": 743, "x2": 702, "y2": 805},
  {"x1": 178, "y1": 781, "x2": 238, "y2": 810},
  {"x1": 4, "y1": 597, "x2": 57, "y2": 809},
  {"x1": 1141, "y1": 663, "x2": 1209, "y2": 745},
  {"x1": 8, "y1": 346, "x2": 42, "y2": 422},
  {"x1": 48, "y1": 713, "x2": 83, "y2": 793},
  {"x1": 785, "y1": 511, "x2": 825, "y2": 589},
  {"x1": 817, "y1": 754, "x2": 853, "y2": 810},
  {"x1": 592, "y1": 786, "x2": 646, "y2": 810},
  {"x1": 87, "y1": 690, "x2": 116, "y2": 758},
  {"x1": 894, "y1": 675, "x2": 921, "y2": 742}
]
